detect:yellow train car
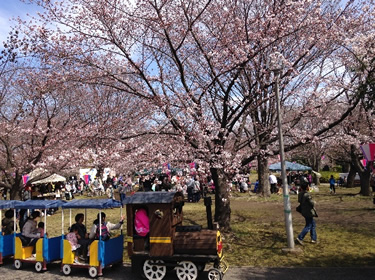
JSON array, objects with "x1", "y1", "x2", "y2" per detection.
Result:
[{"x1": 61, "y1": 199, "x2": 124, "y2": 278}]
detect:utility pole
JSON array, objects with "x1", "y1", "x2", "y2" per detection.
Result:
[{"x1": 269, "y1": 52, "x2": 296, "y2": 250}]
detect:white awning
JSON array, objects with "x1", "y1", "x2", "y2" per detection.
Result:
[{"x1": 31, "y1": 174, "x2": 66, "y2": 184}]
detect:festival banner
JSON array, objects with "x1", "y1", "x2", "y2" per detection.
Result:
[{"x1": 360, "y1": 143, "x2": 375, "y2": 162}]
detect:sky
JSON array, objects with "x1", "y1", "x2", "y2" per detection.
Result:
[{"x1": 0, "y1": 0, "x2": 40, "y2": 45}]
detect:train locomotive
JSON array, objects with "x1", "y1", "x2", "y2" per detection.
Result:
[{"x1": 123, "y1": 191, "x2": 228, "y2": 280}]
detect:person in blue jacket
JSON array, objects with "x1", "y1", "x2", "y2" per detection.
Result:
[
  {"x1": 253, "y1": 180, "x2": 259, "y2": 193},
  {"x1": 329, "y1": 175, "x2": 336, "y2": 194}
]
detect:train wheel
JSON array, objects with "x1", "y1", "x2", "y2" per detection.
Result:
[
  {"x1": 14, "y1": 260, "x2": 22, "y2": 270},
  {"x1": 62, "y1": 264, "x2": 71, "y2": 276},
  {"x1": 35, "y1": 261, "x2": 43, "y2": 272},
  {"x1": 143, "y1": 260, "x2": 166, "y2": 280},
  {"x1": 208, "y1": 268, "x2": 222, "y2": 280},
  {"x1": 88, "y1": 266, "x2": 98, "y2": 278},
  {"x1": 176, "y1": 261, "x2": 198, "y2": 280}
]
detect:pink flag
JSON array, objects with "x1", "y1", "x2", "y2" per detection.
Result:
[
  {"x1": 22, "y1": 175, "x2": 29, "y2": 185},
  {"x1": 84, "y1": 174, "x2": 90, "y2": 185}
]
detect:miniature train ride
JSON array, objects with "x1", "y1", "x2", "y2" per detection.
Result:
[{"x1": 0, "y1": 191, "x2": 227, "y2": 279}]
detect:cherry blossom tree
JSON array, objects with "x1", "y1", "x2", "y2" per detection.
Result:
[
  {"x1": 236, "y1": 1, "x2": 375, "y2": 195},
  {"x1": 332, "y1": 10, "x2": 375, "y2": 195},
  {"x1": 6, "y1": 0, "x2": 375, "y2": 230},
  {"x1": 0, "y1": 61, "x2": 82, "y2": 199}
]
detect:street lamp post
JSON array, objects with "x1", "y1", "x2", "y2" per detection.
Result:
[{"x1": 270, "y1": 52, "x2": 295, "y2": 250}]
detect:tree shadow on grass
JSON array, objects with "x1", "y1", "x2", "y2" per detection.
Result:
[
  {"x1": 301, "y1": 252, "x2": 375, "y2": 267},
  {"x1": 228, "y1": 230, "x2": 286, "y2": 250},
  {"x1": 335, "y1": 207, "x2": 375, "y2": 212},
  {"x1": 230, "y1": 266, "x2": 375, "y2": 280}
]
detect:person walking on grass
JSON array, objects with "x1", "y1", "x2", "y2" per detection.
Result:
[
  {"x1": 329, "y1": 175, "x2": 336, "y2": 194},
  {"x1": 269, "y1": 174, "x2": 278, "y2": 194},
  {"x1": 296, "y1": 183, "x2": 318, "y2": 245}
]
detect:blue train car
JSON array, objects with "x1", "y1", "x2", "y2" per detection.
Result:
[
  {"x1": 13, "y1": 199, "x2": 65, "y2": 272},
  {"x1": 0, "y1": 200, "x2": 17, "y2": 264}
]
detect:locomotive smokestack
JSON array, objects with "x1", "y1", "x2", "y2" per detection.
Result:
[{"x1": 204, "y1": 196, "x2": 213, "y2": 230}]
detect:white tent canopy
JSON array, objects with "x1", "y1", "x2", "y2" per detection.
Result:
[
  {"x1": 31, "y1": 173, "x2": 66, "y2": 185},
  {"x1": 28, "y1": 167, "x2": 48, "y2": 181}
]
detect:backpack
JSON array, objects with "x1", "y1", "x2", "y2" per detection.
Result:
[
  {"x1": 95, "y1": 222, "x2": 110, "y2": 241},
  {"x1": 134, "y1": 209, "x2": 149, "y2": 237}
]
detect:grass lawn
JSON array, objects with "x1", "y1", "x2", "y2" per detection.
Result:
[
  {"x1": 33, "y1": 184, "x2": 375, "y2": 267},
  {"x1": 225, "y1": 184, "x2": 375, "y2": 267}
]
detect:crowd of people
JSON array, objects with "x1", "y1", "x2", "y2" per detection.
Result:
[
  {"x1": 14, "y1": 169, "x2": 323, "y2": 211},
  {"x1": 136, "y1": 173, "x2": 210, "y2": 203}
]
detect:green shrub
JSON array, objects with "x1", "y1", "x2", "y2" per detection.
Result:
[
  {"x1": 332, "y1": 165, "x2": 343, "y2": 172},
  {"x1": 319, "y1": 171, "x2": 340, "y2": 183}
]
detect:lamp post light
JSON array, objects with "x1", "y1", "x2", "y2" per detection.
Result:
[{"x1": 269, "y1": 52, "x2": 295, "y2": 250}]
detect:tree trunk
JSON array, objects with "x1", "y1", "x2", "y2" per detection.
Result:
[
  {"x1": 9, "y1": 176, "x2": 23, "y2": 200},
  {"x1": 211, "y1": 167, "x2": 231, "y2": 232},
  {"x1": 359, "y1": 168, "x2": 371, "y2": 196},
  {"x1": 350, "y1": 145, "x2": 371, "y2": 195},
  {"x1": 342, "y1": 162, "x2": 350, "y2": 173},
  {"x1": 309, "y1": 145, "x2": 321, "y2": 186},
  {"x1": 96, "y1": 165, "x2": 104, "y2": 179},
  {"x1": 347, "y1": 164, "x2": 357, "y2": 188},
  {"x1": 257, "y1": 155, "x2": 270, "y2": 197}
]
